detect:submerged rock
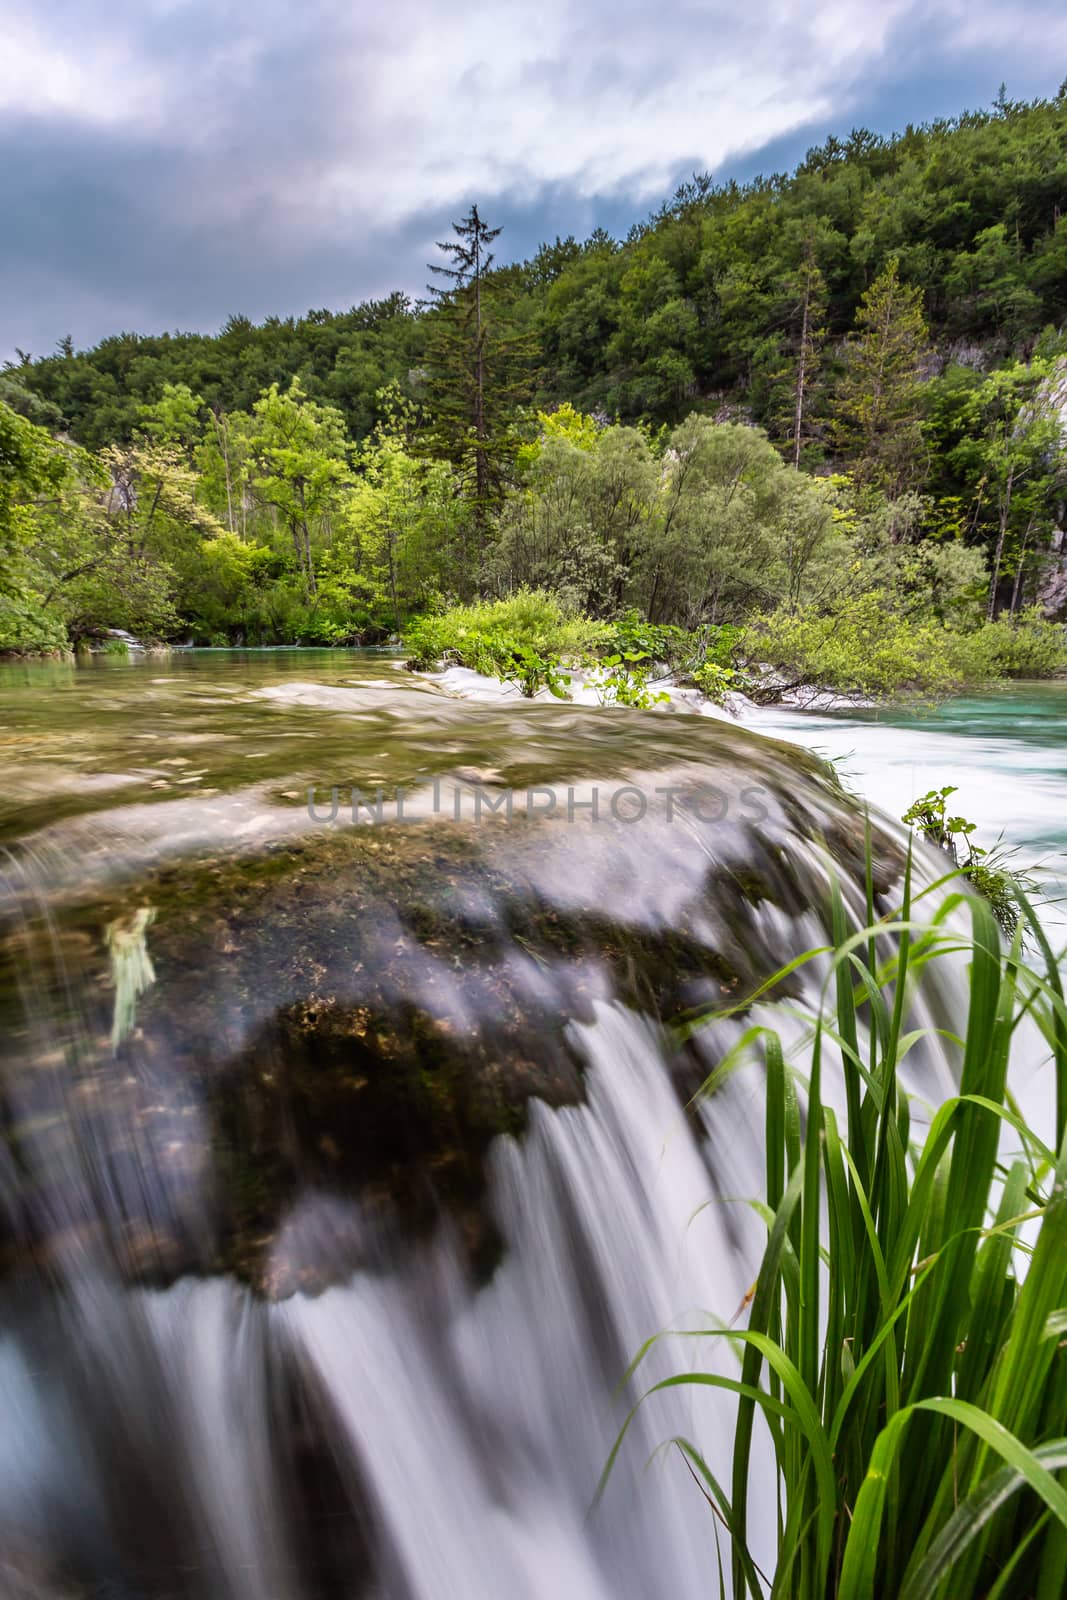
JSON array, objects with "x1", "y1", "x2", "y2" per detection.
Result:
[{"x1": 0, "y1": 733, "x2": 903, "y2": 1297}]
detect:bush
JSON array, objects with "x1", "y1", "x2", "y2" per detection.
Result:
[
  {"x1": 589, "y1": 652, "x2": 671, "y2": 708},
  {"x1": 902, "y1": 784, "x2": 1038, "y2": 934},
  {"x1": 403, "y1": 589, "x2": 611, "y2": 674},
  {"x1": 970, "y1": 608, "x2": 1067, "y2": 679},
  {"x1": 0, "y1": 593, "x2": 68, "y2": 655},
  {"x1": 605, "y1": 612, "x2": 690, "y2": 668},
  {"x1": 741, "y1": 592, "x2": 1002, "y2": 702}
]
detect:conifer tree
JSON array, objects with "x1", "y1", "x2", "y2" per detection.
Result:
[
  {"x1": 424, "y1": 206, "x2": 535, "y2": 523},
  {"x1": 831, "y1": 258, "x2": 930, "y2": 500}
]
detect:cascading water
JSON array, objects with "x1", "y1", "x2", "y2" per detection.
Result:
[{"x1": 0, "y1": 651, "x2": 1038, "y2": 1599}]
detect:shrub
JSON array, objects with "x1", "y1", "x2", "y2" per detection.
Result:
[
  {"x1": 605, "y1": 612, "x2": 690, "y2": 669},
  {"x1": 902, "y1": 784, "x2": 1038, "y2": 934},
  {"x1": 590, "y1": 652, "x2": 670, "y2": 708},
  {"x1": 741, "y1": 592, "x2": 1002, "y2": 702},
  {"x1": 971, "y1": 609, "x2": 1067, "y2": 679},
  {"x1": 403, "y1": 589, "x2": 611, "y2": 673},
  {"x1": 691, "y1": 660, "x2": 755, "y2": 705},
  {"x1": 0, "y1": 594, "x2": 68, "y2": 655}
]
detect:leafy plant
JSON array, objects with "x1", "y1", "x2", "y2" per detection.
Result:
[
  {"x1": 607, "y1": 613, "x2": 689, "y2": 668},
  {"x1": 499, "y1": 642, "x2": 572, "y2": 699},
  {"x1": 403, "y1": 589, "x2": 610, "y2": 672},
  {"x1": 741, "y1": 592, "x2": 1003, "y2": 704},
  {"x1": 691, "y1": 660, "x2": 757, "y2": 705},
  {"x1": 590, "y1": 650, "x2": 670, "y2": 708},
  {"x1": 903, "y1": 785, "x2": 1037, "y2": 934},
  {"x1": 972, "y1": 610, "x2": 1067, "y2": 679}
]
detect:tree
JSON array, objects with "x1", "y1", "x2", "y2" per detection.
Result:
[
  {"x1": 943, "y1": 224, "x2": 1042, "y2": 344},
  {"x1": 335, "y1": 431, "x2": 466, "y2": 626},
  {"x1": 492, "y1": 417, "x2": 656, "y2": 613},
  {"x1": 636, "y1": 418, "x2": 839, "y2": 627},
  {"x1": 137, "y1": 382, "x2": 204, "y2": 458},
  {"x1": 424, "y1": 206, "x2": 536, "y2": 522},
  {"x1": 0, "y1": 400, "x2": 95, "y2": 649},
  {"x1": 831, "y1": 258, "x2": 931, "y2": 499},
  {"x1": 767, "y1": 233, "x2": 829, "y2": 469},
  {"x1": 924, "y1": 359, "x2": 1066, "y2": 617},
  {"x1": 65, "y1": 440, "x2": 225, "y2": 638},
  {"x1": 972, "y1": 364, "x2": 1064, "y2": 617},
  {"x1": 248, "y1": 380, "x2": 350, "y2": 594}
]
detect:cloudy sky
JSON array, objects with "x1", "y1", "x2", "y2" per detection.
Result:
[{"x1": 2, "y1": 0, "x2": 1066, "y2": 361}]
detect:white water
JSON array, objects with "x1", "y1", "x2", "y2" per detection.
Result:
[
  {"x1": 1, "y1": 1005, "x2": 768, "y2": 1596},
  {"x1": 2, "y1": 958, "x2": 991, "y2": 1598},
  {"x1": 1, "y1": 677, "x2": 1062, "y2": 1598},
  {"x1": 749, "y1": 692, "x2": 1067, "y2": 929}
]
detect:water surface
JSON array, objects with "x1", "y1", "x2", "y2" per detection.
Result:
[{"x1": 0, "y1": 650, "x2": 1058, "y2": 1599}]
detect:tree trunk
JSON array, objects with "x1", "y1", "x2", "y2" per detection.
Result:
[
  {"x1": 388, "y1": 530, "x2": 401, "y2": 632},
  {"x1": 1009, "y1": 518, "x2": 1034, "y2": 617},
  {"x1": 214, "y1": 409, "x2": 235, "y2": 535},
  {"x1": 793, "y1": 281, "x2": 810, "y2": 472},
  {"x1": 987, "y1": 467, "x2": 1016, "y2": 620},
  {"x1": 289, "y1": 521, "x2": 305, "y2": 577},
  {"x1": 296, "y1": 482, "x2": 316, "y2": 594},
  {"x1": 303, "y1": 523, "x2": 316, "y2": 593}
]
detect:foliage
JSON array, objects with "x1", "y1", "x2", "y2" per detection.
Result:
[
  {"x1": 248, "y1": 379, "x2": 351, "y2": 595},
  {"x1": 924, "y1": 359, "x2": 1067, "y2": 617},
  {"x1": 423, "y1": 205, "x2": 536, "y2": 512},
  {"x1": 402, "y1": 589, "x2": 611, "y2": 679},
  {"x1": 740, "y1": 590, "x2": 1000, "y2": 703},
  {"x1": 589, "y1": 652, "x2": 671, "y2": 708},
  {"x1": 492, "y1": 420, "x2": 656, "y2": 613},
  {"x1": 6, "y1": 94, "x2": 1067, "y2": 661},
  {"x1": 972, "y1": 609, "x2": 1067, "y2": 677},
  {"x1": 499, "y1": 643, "x2": 573, "y2": 700},
  {"x1": 901, "y1": 785, "x2": 1037, "y2": 933},
  {"x1": 18, "y1": 92, "x2": 1067, "y2": 459},
  {"x1": 0, "y1": 400, "x2": 100, "y2": 650},
  {"x1": 606, "y1": 613, "x2": 689, "y2": 662},
  {"x1": 635, "y1": 418, "x2": 843, "y2": 627},
  {"x1": 337, "y1": 428, "x2": 469, "y2": 629},
  {"x1": 830, "y1": 257, "x2": 931, "y2": 496},
  {"x1": 607, "y1": 866, "x2": 1067, "y2": 1598},
  {"x1": 691, "y1": 660, "x2": 754, "y2": 705}
]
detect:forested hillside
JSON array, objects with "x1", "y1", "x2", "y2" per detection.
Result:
[{"x1": 3, "y1": 88, "x2": 1067, "y2": 693}]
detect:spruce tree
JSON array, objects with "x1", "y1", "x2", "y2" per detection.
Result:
[
  {"x1": 424, "y1": 206, "x2": 535, "y2": 526},
  {"x1": 832, "y1": 257, "x2": 930, "y2": 500}
]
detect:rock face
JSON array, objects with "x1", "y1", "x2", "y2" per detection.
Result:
[
  {"x1": 0, "y1": 740, "x2": 902, "y2": 1298},
  {"x1": 1037, "y1": 526, "x2": 1067, "y2": 619},
  {"x1": 1025, "y1": 358, "x2": 1067, "y2": 618}
]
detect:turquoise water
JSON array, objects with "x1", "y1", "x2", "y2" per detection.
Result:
[{"x1": 754, "y1": 683, "x2": 1067, "y2": 885}]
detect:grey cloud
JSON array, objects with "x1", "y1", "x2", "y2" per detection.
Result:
[{"x1": 0, "y1": 0, "x2": 1063, "y2": 359}]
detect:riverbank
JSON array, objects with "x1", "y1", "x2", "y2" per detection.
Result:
[{"x1": 421, "y1": 660, "x2": 890, "y2": 719}]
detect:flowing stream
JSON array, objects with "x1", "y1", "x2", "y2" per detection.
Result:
[{"x1": 0, "y1": 651, "x2": 1059, "y2": 1598}]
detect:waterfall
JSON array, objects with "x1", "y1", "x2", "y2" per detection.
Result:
[
  {"x1": 0, "y1": 691, "x2": 1034, "y2": 1598},
  {"x1": 0, "y1": 907, "x2": 987, "y2": 1596}
]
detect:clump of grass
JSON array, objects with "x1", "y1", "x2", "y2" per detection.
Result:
[{"x1": 606, "y1": 851, "x2": 1067, "y2": 1597}]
